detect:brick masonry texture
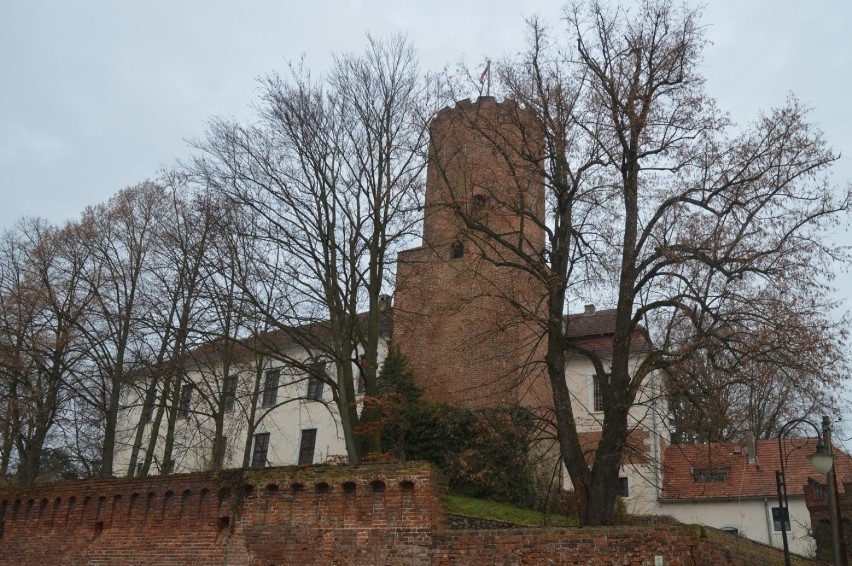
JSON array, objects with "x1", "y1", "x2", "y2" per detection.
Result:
[
  {"x1": 0, "y1": 462, "x2": 820, "y2": 565},
  {"x1": 394, "y1": 96, "x2": 551, "y2": 410},
  {"x1": 805, "y1": 480, "x2": 852, "y2": 563}
]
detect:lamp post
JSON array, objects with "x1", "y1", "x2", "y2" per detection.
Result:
[
  {"x1": 822, "y1": 415, "x2": 845, "y2": 566},
  {"x1": 776, "y1": 417, "x2": 836, "y2": 566}
]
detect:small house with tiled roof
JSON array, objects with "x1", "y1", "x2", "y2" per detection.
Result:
[{"x1": 658, "y1": 437, "x2": 852, "y2": 557}]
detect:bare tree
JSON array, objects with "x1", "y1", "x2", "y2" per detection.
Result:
[
  {"x1": 0, "y1": 219, "x2": 91, "y2": 483},
  {"x1": 189, "y1": 34, "x2": 441, "y2": 464},
  {"x1": 667, "y1": 288, "x2": 849, "y2": 443},
  {"x1": 73, "y1": 182, "x2": 166, "y2": 477},
  {"x1": 124, "y1": 180, "x2": 222, "y2": 477},
  {"x1": 445, "y1": 0, "x2": 850, "y2": 525}
]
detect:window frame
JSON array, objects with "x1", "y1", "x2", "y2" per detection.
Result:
[
  {"x1": 251, "y1": 432, "x2": 271, "y2": 468},
  {"x1": 306, "y1": 361, "x2": 326, "y2": 401},
  {"x1": 772, "y1": 506, "x2": 790, "y2": 532},
  {"x1": 618, "y1": 476, "x2": 629, "y2": 497},
  {"x1": 178, "y1": 383, "x2": 194, "y2": 419},
  {"x1": 261, "y1": 369, "x2": 280, "y2": 408},
  {"x1": 692, "y1": 467, "x2": 729, "y2": 483},
  {"x1": 224, "y1": 375, "x2": 238, "y2": 412},
  {"x1": 307, "y1": 375, "x2": 324, "y2": 401},
  {"x1": 141, "y1": 396, "x2": 155, "y2": 423},
  {"x1": 298, "y1": 428, "x2": 318, "y2": 466},
  {"x1": 590, "y1": 374, "x2": 606, "y2": 413}
]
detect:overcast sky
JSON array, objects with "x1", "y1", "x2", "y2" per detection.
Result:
[{"x1": 1, "y1": 2, "x2": 850, "y2": 308}]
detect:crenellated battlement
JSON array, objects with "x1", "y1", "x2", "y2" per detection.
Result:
[
  {"x1": 430, "y1": 96, "x2": 522, "y2": 128},
  {"x1": 0, "y1": 462, "x2": 443, "y2": 566}
]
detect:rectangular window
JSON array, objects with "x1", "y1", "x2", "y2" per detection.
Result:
[
  {"x1": 251, "y1": 432, "x2": 271, "y2": 468},
  {"x1": 592, "y1": 374, "x2": 605, "y2": 412},
  {"x1": 772, "y1": 506, "x2": 790, "y2": 532},
  {"x1": 618, "y1": 477, "x2": 629, "y2": 497},
  {"x1": 262, "y1": 370, "x2": 280, "y2": 407},
  {"x1": 356, "y1": 356, "x2": 367, "y2": 394},
  {"x1": 307, "y1": 362, "x2": 325, "y2": 401},
  {"x1": 693, "y1": 467, "x2": 729, "y2": 483},
  {"x1": 298, "y1": 428, "x2": 317, "y2": 466},
  {"x1": 142, "y1": 397, "x2": 155, "y2": 423},
  {"x1": 307, "y1": 375, "x2": 324, "y2": 401},
  {"x1": 179, "y1": 383, "x2": 194, "y2": 419},
  {"x1": 224, "y1": 376, "x2": 238, "y2": 412}
]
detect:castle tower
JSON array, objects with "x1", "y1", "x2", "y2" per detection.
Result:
[{"x1": 393, "y1": 97, "x2": 547, "y2": 408}]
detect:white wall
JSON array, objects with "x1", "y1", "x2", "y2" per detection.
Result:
[
  {"x1": 560, "y1": 354, "x2": 669, "y2": 514},
  {"x1": 114, "y1": 338, "x2": 389, "y2": 474},
  {"x1": 659, "y1": 496, "x2": 816, "y2": 557}
]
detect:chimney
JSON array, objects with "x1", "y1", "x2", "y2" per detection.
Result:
[
  {"x1": 584, "y1": 304, "x2": 595, "y2": 315},
  {"x1": 745, "y1": 430, "x2": 757, "y2": 464}
]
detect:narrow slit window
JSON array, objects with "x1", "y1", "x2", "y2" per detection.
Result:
[{"x1": 592, "y1": 374, "x2": 605, "y2": 413}]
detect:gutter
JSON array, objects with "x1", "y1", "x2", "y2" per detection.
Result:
[
  {"x1": 659, "y1": 493, "x2": 806, "y2": 504},
  {"x1": 651, "y1": 371, "x2": 661, "y2": 500}
]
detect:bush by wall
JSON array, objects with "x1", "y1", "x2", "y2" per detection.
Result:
[{"x1": 378, "y1": 346, "x2": 538, "y2": 507}]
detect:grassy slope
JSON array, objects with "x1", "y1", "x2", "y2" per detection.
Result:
[{"x1": 447, "y1": 494, "x2": 576, "y2": 527}]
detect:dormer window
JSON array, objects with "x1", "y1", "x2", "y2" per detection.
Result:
[
  {"x1": 451, "y1": 240, "x2": 464, "y2": 259},
  {"x1": 693, "y1": 467, "x2": 729, "y2": 483}
]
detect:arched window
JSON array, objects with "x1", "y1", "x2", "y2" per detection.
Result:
[{"x1": 450, "y1": 240, "x2": 464, "y2": 259}]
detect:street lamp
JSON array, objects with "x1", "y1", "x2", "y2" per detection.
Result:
[{"x1": 776, "y1": 417, "x2": 838, "y2": 566}]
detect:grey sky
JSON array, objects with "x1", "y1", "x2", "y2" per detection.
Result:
[{"x1": 1, "y1": 0, "x2": 850, "y2": 303}]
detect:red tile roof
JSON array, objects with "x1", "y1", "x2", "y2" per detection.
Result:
[
  {"x1": 661, "y1": 438, "x2": 852, "y2": 500},
  {"x1": 565, "y1": 309, "x2": 619, "y2": 338},
  {"x1": 565, "y1": 308, "x2": 652, "y2": 354}
]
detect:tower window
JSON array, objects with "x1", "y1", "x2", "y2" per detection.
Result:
[
  {"x1": 450, "y1": 240, "x2": 464, "y2": 259},
  {"x1": 471, "y1": 193, "x2": 489, "y2": 214}
]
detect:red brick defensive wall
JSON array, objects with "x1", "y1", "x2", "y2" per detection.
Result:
[{"x1": 0, "y1": 462, "x2": 816, "y2": 565}]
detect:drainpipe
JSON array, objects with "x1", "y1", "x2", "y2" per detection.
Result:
[
  {"x1": 765, "y1": 498, "x2": 775, "y2": 546},
  {"x1": 651, "y1": 372, "x2": 661, "y2": 501}
]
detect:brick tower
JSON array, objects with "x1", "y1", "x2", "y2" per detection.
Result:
[{"x1": 393, "y1": 97, "x2": 547, "y2": 409}]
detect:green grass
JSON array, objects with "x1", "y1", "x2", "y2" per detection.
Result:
[{"x1": 447, "y1": 494, "x2": 577, "y2": 527}]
